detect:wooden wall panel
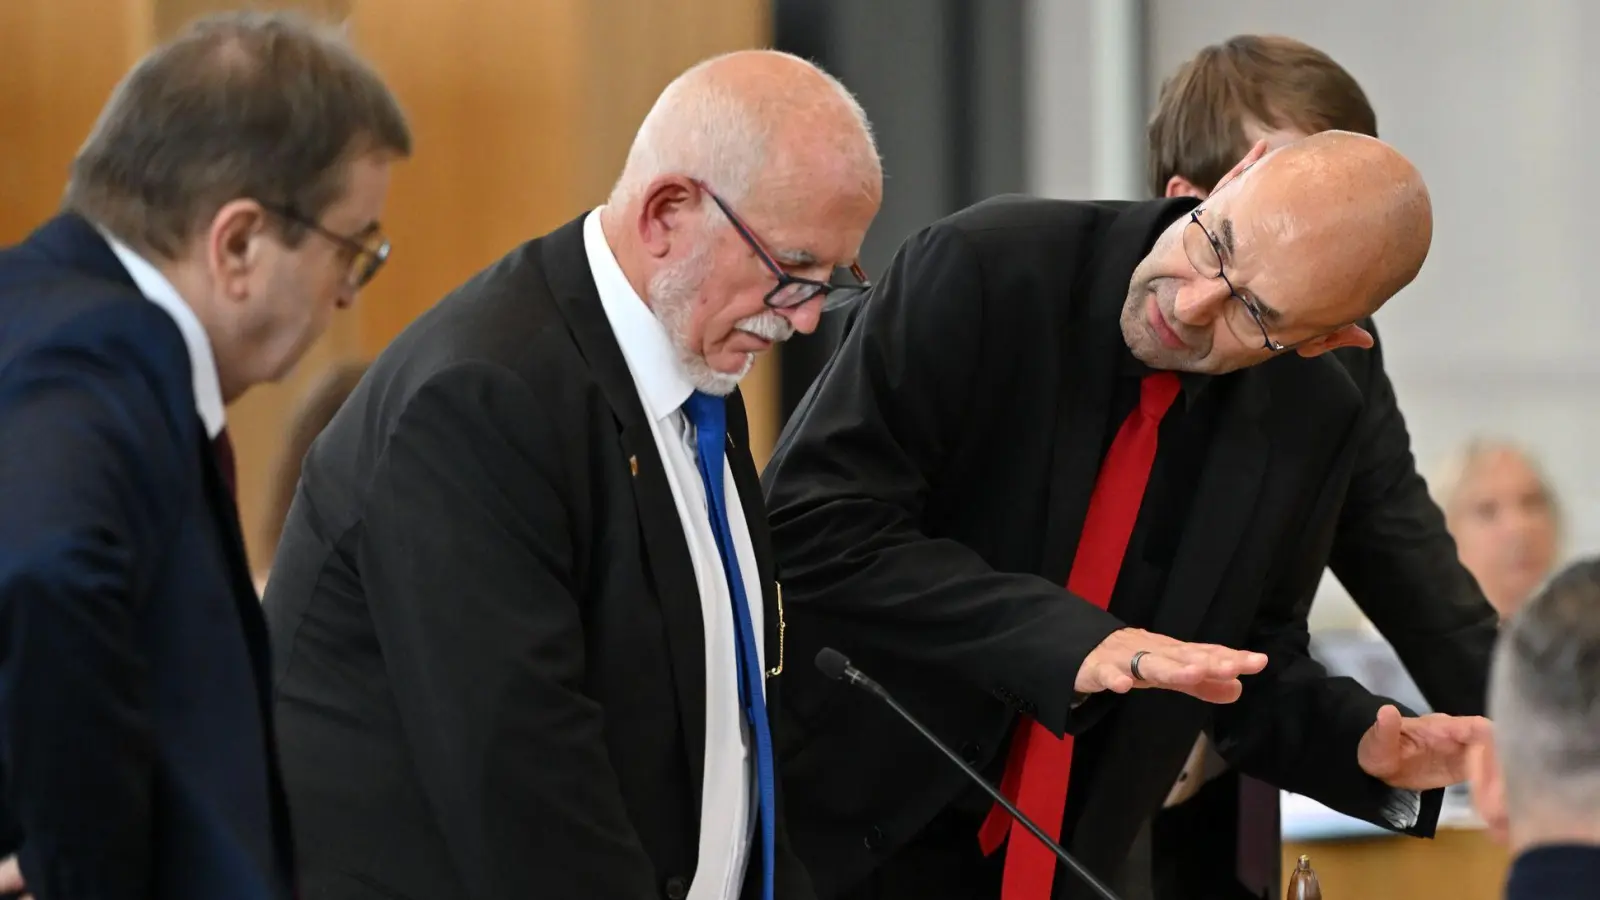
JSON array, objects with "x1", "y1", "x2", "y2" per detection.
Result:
[
  {"x1": 153, "y1": 0, "x2": 351, "y2": 39},
  {"x1": 346, "y1": 0, "x2": 587, "y2": 353},
  {"x1": 0, "y1": 0, "x2": 149, "y2": 244}
]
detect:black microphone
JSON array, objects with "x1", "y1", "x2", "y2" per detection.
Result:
[{"x1": 814, "y1": 648, "x2": 1122, "y2": 900}]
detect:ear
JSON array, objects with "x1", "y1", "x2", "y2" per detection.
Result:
[
  {"x1": 1294, "y1": 322, "x2": 1374, "y2": 358},
  {"x1": 636, "y1": 176, "x2": 700, "y2": 261},
  {"x1": 1467, "y1": 740, "x2": 1511, "y2": 845},
  {"x1": 1164, "y1": 175, "x2": 1209, "y2": 200},
  {"x1": 1209, "y1": 139, "x2": 1270, "y2": 195},
  {"x1": 207, "y1": 199, "x2": 269, "y2": 302}
]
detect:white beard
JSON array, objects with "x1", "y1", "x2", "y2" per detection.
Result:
[{"x1": 647, "y1": 240, "x2": 795, "y2": 397}]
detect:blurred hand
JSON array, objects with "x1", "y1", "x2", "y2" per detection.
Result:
[
  {"x1": 1074, "y1": 627, "x2": 1268, "y2": 703},
  {"x1": 0, "y1": 854, "x2": 29, "y2": 900},
  {"x1": 1358, "y1": 704, "x2": 1493, "y2": 791}
]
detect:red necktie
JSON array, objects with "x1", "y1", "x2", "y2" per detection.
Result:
[
  {"x1": 213, "y1": 428, "x2": 238, "y2": 501},
  {"x1": 977, "y1": 372, "x2": 1181, "y2": 900}
]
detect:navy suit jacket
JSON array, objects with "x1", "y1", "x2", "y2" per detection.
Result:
[
  {"x1": 1506, "y1": 844, "x2": 1600, "y2": 900},
  {"x1": 0, "y1": 215, "x2": 293, "y2": 899}
]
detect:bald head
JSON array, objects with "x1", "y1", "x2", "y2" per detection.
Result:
[
  {"x1": 1122, "y1": 130, "x2": 1433, "y2": 375},
  {"x1": 600, "y1": 50, "x2": 883, "y2": 397},
  {"x1": 610, "y1": 50, "x2": 881, "y2": 214},
  {"x1": 1225, "y1": 130, "x2": 1432, "y2": 318}
]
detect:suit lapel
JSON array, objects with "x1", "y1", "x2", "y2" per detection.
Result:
[
  {"x1": 197, "y1": 433, "x2": 271, "y2": 700},
  {"x1": 723, "y1": 391, "x2": 782, "y2": 683},
  {"x1": 1150, "y1": 371, "x2": 1270, "y2": 640},
  {"x1": 1039, "y1": 199, "x2": 1198, "y2": 584},
  {"x1": 542, "y1": 219, "x2": 709, "y2": 801}
]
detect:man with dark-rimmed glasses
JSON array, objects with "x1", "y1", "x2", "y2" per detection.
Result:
[
  {"x1": 261, "y1": 49, "x2": 881, "y2": 900},
  {"x1": 762, "y1": 131, "x2": 1493, "y2": 900}
]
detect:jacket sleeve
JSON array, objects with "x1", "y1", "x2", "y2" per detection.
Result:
[
  {"x1": 761, "y1": 221, "x2": 1123, "y2": 737},
  {"x1": 1327, "y1": 328, "x2": 1499, "y2": 717},
  {"x1": 358, "y1": 362, "x2": 660, "y2": 900},
  {"x1": 0, "y1": 329, "x2": 181, "y2": 899},
  {"x1": 1211, "y1": 405, "x2": 1444, "y2": 838}
]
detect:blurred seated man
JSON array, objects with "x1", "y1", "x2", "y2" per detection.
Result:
[
  {"x1": 1467, "y1": 556, "x2": 1600, "y2": 899},
  {"x1": 1430, "y1": 438, "x2": 1561, "y2": 619}
]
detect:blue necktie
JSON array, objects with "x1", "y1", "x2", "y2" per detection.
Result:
[{"x1": 681, "y1": 390, "x2": 776, "y2": 900}]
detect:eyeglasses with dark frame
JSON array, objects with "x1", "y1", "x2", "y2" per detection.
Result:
[
  {"x1": 1183, "y1": 208, "x2": 1285, "y2": 352},
  {"x1": 261, "y1": 202, "x2": 391, "y2": 289},
  {"x1": 690, "y1": 179, "x2": 871, "y2": 312}
]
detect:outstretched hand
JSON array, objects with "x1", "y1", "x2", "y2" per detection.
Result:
[
  {"x1": 1074, "y1": 627, "x2": 1268, "y2": 703},
  {"x1": 1357, "y1": 704, "x2": 1493, "y2": 791}
]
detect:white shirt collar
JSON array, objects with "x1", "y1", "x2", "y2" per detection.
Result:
[
  {"x1": 582, "y1": 209, "x2": 695, "y2": 421},
  {"x1": 100, "y1": 231, "x2": 227, "y2": 438}
]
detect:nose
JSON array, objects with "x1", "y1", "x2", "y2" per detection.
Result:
[
  {"x1": 1171, "y1": 278, "x2": 1232, "y2": 327},
  {"x1": 781, "y1": 297, "x2": 823, "y2": 335}
]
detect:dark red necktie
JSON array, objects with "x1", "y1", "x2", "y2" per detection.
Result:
[
  {"x1": 213, "y1": 428, "x2": 238, "y2": 501},
  {"x1": 977, "y1": 372, "x2": 1181, "y2": 900}
]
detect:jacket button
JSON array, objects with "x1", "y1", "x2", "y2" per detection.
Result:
[
  {"x1": 664, "y1": 875, "x2": 690, "y2": 900},
  {"x1": 863, "y1": 825, "x2": 884, "y2": 851},
  {"x1": 960, "y1": 741, "x2": 983, "y2": 764}
]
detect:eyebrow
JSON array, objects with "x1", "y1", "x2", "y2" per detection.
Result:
[
  {"x1": 771, "y1": 247, "x2": 819, "y2": 268},
  {"x1": 1215, "y1": 215, "x2": 1283, "y2": 322},
  {"x1": 1218, "y1": 217, "x2": 1238, "y2": 260}
]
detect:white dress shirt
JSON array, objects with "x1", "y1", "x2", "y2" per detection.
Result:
[
  {"x1": 101, "y1": 232, "x2": 226, "y2": 438},
  {"x1": 584, "y1": 210, "x2": 765, "y2": 900}
]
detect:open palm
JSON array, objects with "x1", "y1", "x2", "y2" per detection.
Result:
[{"x1": 1357, "y1": 705, "x2": 1493, "y2": 791}]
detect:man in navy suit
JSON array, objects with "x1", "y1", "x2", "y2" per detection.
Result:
[
  {"x1": 1467, "y1": 557, "x2": 1600, "y2": 900},
  {"x1": 0, "y1": 12, "x2": 410, "y2": 899}
]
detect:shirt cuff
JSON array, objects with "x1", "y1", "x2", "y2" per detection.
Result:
[{"x1": 1382, "y1": 788, "x2": 1422, "y2": 830}]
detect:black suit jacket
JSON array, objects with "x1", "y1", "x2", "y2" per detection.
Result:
[
  {"x1": 0, "y1": 215, "x2": 294, "y2": 900},
  {"x1": 761, "y1": 196, "x2": 1443, "y2": 898},
  {"x1": 262, "y1": 214, "x2": 811, "y2": 900},
  {"x1": 1326, "y1": 332, "x2": 1499, "y2": 714}
]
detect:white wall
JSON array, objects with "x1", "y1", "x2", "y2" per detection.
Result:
[{"x1": 1029, "y1": 0, "x2": 1600, "y2": 625}]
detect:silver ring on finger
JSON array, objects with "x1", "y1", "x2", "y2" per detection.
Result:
[{"x1": 1130, "y1": 650, "x2": 1151, "y2": 682}]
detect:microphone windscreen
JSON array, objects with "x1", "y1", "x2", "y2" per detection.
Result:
[{"x1": 815, "y1": 647, "x2": 850, "y2": 681}]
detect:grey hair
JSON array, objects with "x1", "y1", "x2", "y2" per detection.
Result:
[
  {"x1": 607, "y1": 50, "x2": 877, "y2": 209},
  {"x1": 63, "y1": 9, "x2": 410, "y2": 260},
  {"x1": 1426, "y1": 437, "x2": 1563, "y2": 542},
  {"x1": 1488, "y1": 556, "x2": 1600, "y2": 821}
]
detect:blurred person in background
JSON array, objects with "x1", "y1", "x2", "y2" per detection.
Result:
[
  {"x1": 254, "y1": 359, "x2": 369, "y2": 592},
  {"x1": 261, "y1": 50, "x2": 881, "y2": 900},
  {"x1": 1466, "y1": 556, "x2": 1600, "y2": 899},
  {"x1": 1142, "y1": 35, "x2": 1500, "y2": 899},
  {"x1": 1430, "y1": 438, "x2": 1561, "y2": 619},
  {"x1": 0, "y1": 11, "x2": 408, "y2": 900}
]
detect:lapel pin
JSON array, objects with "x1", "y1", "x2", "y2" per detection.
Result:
[{"x1": 629, "y1": 455, "x2": 638, "y2": 477}]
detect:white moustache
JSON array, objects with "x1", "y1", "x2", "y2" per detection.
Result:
[{"x1": 735, "y1": 312, "x2": 795, "y2": 343}]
